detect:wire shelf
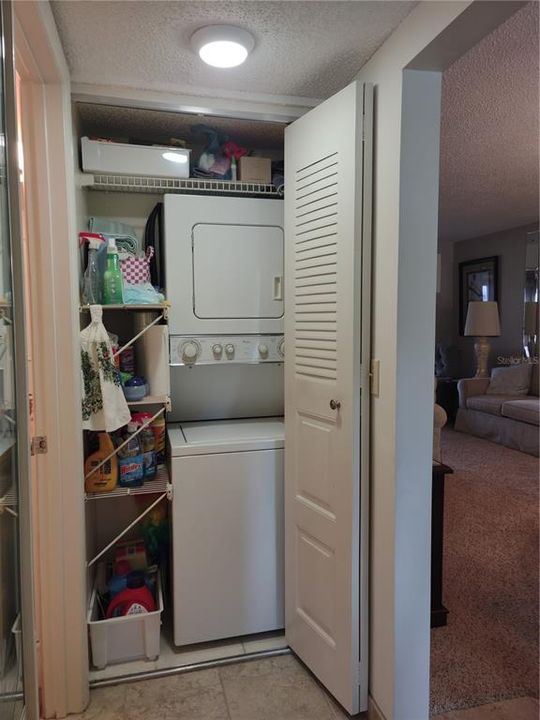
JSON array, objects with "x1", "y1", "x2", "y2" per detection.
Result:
[
  {"x1": 85, "y1": 466, "x2": 169, "y2": 501},
  {"x1": 84, "y1": 173, "x2": 283, "y2": 198},
  {"x1": 80, "y1": 303, "x2": 169, "y2": 312},
  {"x1": 127, "y1": 395, "x2": 171, "y2": 410}
]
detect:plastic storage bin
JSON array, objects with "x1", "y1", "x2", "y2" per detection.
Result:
[
  {"x1": 88, "y1": 571, "x2": 163, "y2": 669},
  {"x1": 81, "y1": 137, "x2": 190, "y2": 178}
]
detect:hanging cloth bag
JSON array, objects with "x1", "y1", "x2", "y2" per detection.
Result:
[{"x1": 80, "y1": 305, "x2": 131, "y2": 432}]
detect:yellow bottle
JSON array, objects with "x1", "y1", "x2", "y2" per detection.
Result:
[{"x1": 84, "y1": 433, "x2": 118, "y2": 493}]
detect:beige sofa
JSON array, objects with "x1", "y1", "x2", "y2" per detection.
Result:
[{"x1": 455, "y1": 365, "x2": 539, "y2": 456}]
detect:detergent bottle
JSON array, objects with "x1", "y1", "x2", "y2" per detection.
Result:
[
  {"x1": 84, "y1": 433, "x2": 118, "y2": 493},
  {"x1": 106, "y1": 571, "x2": 156, "y2": 618}
]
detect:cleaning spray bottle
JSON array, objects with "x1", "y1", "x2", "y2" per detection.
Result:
[
  {"x1": 103, "y1": 238, "x2": 124, "y2": 305},
  {"x1": 82, "y1": 238, "x2": 102, "y2": 304}
]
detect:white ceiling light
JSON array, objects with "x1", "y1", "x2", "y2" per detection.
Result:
[{"x1": 191, "y1": 25, "x2": 255, "y2": 69}]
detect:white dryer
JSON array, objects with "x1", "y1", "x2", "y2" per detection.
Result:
[
  {"x1": 168, "y1": 418, "x2": 285, "y2": 646},
  {"x1": 164, "y1": 194, "x2": 284, "y2": 337}
]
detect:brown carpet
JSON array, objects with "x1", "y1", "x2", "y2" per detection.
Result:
[{"x1": 430, "y1": 429, "x2": 539, "y2": 716}]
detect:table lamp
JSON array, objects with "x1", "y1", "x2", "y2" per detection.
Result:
[
  {"x1": 523, "y1": 301, "x2": 539, "y2": 358},
  {"x1": 464, "y1": 301, "x2": 501, "y2": 378}
]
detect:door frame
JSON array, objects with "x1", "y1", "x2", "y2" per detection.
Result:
[
  {"x1": 13, "y1": 2, "x2": 88, "y2": 716},
  {"x1": 1, "y1": 2, "x2": 38, "y2": 717}
]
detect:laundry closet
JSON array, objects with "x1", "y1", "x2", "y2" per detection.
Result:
[{"x1": 74, "y1": 78, "x2": 372, "y2": 716}]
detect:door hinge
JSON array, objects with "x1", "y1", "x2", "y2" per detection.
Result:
[{"x1": 31, "y1": 436, "x2": 48, "y2": 455}]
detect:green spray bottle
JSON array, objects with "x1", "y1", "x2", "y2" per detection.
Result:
[{"x1": 103, "y1": 238, "x2": 124, "y2": 305}]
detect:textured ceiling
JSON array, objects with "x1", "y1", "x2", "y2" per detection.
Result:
[
  {"x1": 439, "y1": 2, "x2": 539, "y2": 243},
  {"x1": 51, "y1": 0, "x2": 415, "y2": 100},
  {"x1": 77, "y1": 103, "x2": 286, "y2": 151}
]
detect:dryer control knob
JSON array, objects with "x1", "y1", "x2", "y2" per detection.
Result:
[
  {"x1": 212, "y1": 343, "x2": 223, "y2": 359},
  {"x1": 181, "y1": 340, "x2": 200, "y2": 364},
  {"x1": 258, "y1": 343, "x2": 269, "y2": 358},
  {"x1": 225, "y1": 343, "x2": 235, "y2": 359},
  {"x1": 277, "y1": 338, "x2": 285, "y2": 358}
]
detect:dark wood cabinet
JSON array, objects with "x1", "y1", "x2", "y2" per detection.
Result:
[{"x1": 431, "y1": 462, "x2": 453, "y2": 628}]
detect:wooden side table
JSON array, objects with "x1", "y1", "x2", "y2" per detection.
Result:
[{"x1": 431, "y1": 461, "x2": 453, "y2": 628}]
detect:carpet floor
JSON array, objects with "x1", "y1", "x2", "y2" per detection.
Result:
[{"x1": 430, "y1": 429, "x2": 539, "y2": 715}]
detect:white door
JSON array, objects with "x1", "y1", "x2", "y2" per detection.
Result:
[{"x1": 284, "y1": 80, "x2": 372, "y2": 715}]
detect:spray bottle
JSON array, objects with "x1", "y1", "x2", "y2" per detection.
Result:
[{"x1": 103, "y1": 238, "x2": 124, "y2": 305}]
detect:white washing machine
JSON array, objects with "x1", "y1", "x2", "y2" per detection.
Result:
[{"x1": 168, "y1": 418, "x2": 285, "y2": 646}]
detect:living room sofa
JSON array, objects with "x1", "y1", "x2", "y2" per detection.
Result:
[{"x1": 455, "y1": 363, "x2": 539, "y2": 456}]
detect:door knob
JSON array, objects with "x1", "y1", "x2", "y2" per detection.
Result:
[{"x1": 329, "y1": 399, "x2": 341, "y2": 411}]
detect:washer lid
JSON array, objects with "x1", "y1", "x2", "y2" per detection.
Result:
[{"x1": 168, "y1": 417, "x2": 284, "y2": 457}]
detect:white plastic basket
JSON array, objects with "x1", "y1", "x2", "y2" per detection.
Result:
[{"x1": 87, "y1": 571, "x2": 163, "y2": 669}]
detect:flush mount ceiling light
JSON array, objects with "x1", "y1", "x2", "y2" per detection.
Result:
[{"x1": 191, "y1": 25, "x2": 255, "y2": 68}]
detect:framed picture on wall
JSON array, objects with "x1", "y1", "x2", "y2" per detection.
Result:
[{"x1": 459, "y1": 255, "x2": 499, "y2": 335}]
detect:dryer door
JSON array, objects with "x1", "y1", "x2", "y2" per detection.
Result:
[
  {"x1": 193, "y1": 223, "x2": 283, "y2": 319},
  {"x1": 164, "y1": 195, "x2": 284, "y2": 336}
]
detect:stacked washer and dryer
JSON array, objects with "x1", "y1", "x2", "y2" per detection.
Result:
[{"x1": 164, "y1": 195, "x2": 286, "y2": 647}]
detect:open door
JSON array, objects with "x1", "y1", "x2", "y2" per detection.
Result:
[{"x1": 284, "y1": 80, "x2": 372, "y2": 715}]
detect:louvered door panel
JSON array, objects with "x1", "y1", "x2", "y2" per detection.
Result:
[
  {"x1": 284, "y1": 81, "x2": 372, "y2": 716},
  {"x1": 294, "y1": 156, "x2": 338, "y2": 381}
]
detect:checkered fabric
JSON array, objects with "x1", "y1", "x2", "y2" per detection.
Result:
[{"x1": 120, "y1": 246, "x2": 154, "y2": 285}]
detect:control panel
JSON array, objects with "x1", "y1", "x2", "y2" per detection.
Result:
[{"x1": 170, "y1": 335, "x2": 285, "y2": 366}]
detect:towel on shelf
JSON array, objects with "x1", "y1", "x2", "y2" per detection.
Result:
[{"x1": 80, "y1": 305, "x2": 131, "y2": 432}]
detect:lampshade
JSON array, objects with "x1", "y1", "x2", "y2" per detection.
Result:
[
  {"x1": 464, "y1": 301, "x2": 501, "y2": 337},
  {"x1": 524, "y1": 301, "x2": 539, "y2": 336}
]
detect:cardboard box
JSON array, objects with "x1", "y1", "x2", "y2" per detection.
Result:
[{"x1": 239, "y1": 156, "x2": 272, "y2": 184}]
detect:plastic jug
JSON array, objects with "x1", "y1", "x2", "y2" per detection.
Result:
[
  {"x1": 84, "y1": 433, "x2": 118, "y2": 493},
  {"x1": 106, "y1": 571, "x2": 156, "y2": 618}
]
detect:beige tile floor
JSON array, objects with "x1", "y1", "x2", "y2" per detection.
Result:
[
  {"x1": 90, "y1": 629, "x2": 286, "y2": 682},
  {"x1": 82, "y1": 654, "x2": 539, "y2": 720},
  {"x1": 81, "y1": 654, "x2": 348, "y2": 720}
]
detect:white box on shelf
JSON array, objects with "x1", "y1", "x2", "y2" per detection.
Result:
[
  {"x1": 81, "y1": 137, "x2": 190, "y2": 179},
  {"x1": 87, "y1": 571, "x2": 163, "y2": 669}
]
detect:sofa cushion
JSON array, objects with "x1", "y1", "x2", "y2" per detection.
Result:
[
  {"x1": 486, "y1": 363, "x2": 531, "y2": 396},
  {"x1": 466, "y1": 394, "x2": 509, "y2": 416},
  {"x1": 502, "y1": 398, "x2": 540, "y2": 426}
]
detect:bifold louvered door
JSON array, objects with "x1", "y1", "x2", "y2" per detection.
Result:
[{"x1": 284, "y1": 80, "x2": 372, "y2": 715}]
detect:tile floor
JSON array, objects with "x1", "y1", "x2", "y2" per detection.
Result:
[
  {"x1": 81, "y1": 654, "x2": 348, "y2": 720},
  {"x1": 90, "y1": 628, "x2": 286, "y2": 682},
  {"x1": 81, "y1": 653, "x2": 540, "y2": 720}
]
